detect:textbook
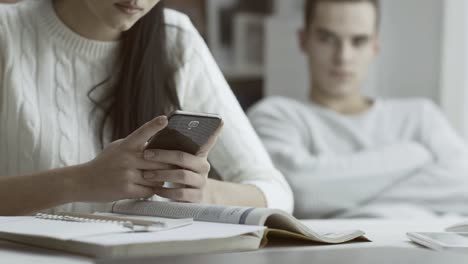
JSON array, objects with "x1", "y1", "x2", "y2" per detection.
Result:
[{"x1": 0, "y1": 200, "x2": 367, "y2": 258}]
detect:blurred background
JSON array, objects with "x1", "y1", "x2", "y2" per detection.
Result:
[
  {"x1": 2, "y1": 0, "x2": 468, "y2": 139},
  {"x1": 164, "y1": 0, "x2": 468, "y2": 141}
]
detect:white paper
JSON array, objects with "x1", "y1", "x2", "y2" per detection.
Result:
[
  {"x1": 0, "y1": 218, "x2": 131, "y2": 240},
  {"x1": 75, "y1": 221, "x2": 265, "y2": 246},
  {"x1": 95, "y1": 213, "x2": 193, "y2": 231}
]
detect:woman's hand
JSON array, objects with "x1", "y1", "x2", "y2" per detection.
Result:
[
  {"x1": 75, "y1": 116, "x2": 173, "y2": 203},
  {"x1": 142, "y1": 122, "x2": 224, "y2": 203}
]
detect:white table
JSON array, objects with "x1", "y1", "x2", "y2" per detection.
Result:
[{"x1": 1, "y1": 218, "x2": 468, "y2": 263}]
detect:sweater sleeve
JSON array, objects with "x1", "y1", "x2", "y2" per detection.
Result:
[
  {"x1": 248, "y1": 99, "x2": 432, "y2": 218},
  {"x1": 373, "y1": 100, "x2": 468, "y2": 214},
  {"x1": 173, "y1": 17, "x2": 294, "y2": 213}
]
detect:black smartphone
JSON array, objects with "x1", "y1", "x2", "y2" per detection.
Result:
[{"x1": 145, "y1": 111, "x2": 222, "y2": 155}]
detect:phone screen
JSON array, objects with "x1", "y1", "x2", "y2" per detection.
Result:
[{"x1": 146, "y1": 111, "x2": 222, "y2": 155}]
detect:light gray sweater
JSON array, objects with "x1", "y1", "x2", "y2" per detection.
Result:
[{"x1": 249, "y1": 96, "x2": 468, "y2": 219}]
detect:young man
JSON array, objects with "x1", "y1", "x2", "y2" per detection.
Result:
[{"x1": 249, "y1": 0, "x2": 468, "y2": 219}]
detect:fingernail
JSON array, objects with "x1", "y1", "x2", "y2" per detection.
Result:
[
  {"x1": 144, "y1": 150, "x2": 156, "y2": 160},
  {"x1": 158, "y1": 116, "x2": 167, "y2": 125}
]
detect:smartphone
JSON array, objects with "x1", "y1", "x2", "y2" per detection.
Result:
[
  {"x1": 145, "y1": 110, "x2": 222, "y2": 155},
  {"x1": 407, "y1": 232, "x2": 468, "y2": 252}
]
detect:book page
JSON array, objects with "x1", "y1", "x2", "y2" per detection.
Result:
[
  {"x1": 261, "y1": 213, "x2": 366, "y2": 243},
  {"x1": 112, "y1": 200, "x2": 267, "y2": 225},
  {"x1": 75, "y1": 222, "x2": 265, "y2": 246}
]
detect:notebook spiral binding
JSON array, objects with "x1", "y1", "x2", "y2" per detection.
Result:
[{"x1": 35, "y1": 213, "x2": 134, "y2": 229}]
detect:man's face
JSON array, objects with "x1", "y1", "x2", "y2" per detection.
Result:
[{"x1": 300, "y1": 1, "x2": 379, "y2": 98}]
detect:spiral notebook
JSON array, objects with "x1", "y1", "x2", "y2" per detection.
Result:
[
  {"x1": 0, "y1": 214, "x2": 265, "y2": 258},
  {"x1": 0, "y1": 213, "x2": 193, "y2": 240}
]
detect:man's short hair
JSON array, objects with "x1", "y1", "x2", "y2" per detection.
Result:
[{"x1": 304, "y1": 0, "x2": 380, "y2": 29}]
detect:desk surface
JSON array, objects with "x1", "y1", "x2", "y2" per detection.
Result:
[
  {"x1": 97, "y1": 247, "x2": 467, "y2": 264},
  {"x1": 2, "y1": 218, "x2": 468, "y2": 263}
]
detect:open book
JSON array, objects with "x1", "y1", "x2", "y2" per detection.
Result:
[
  {"x1": 0, "y1": 200, "x2": 367, "y2": 258},
  {"x1": 112, "y1": 200, "x2": 367, "y2": 246}
]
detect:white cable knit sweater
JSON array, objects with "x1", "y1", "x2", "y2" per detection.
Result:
[{"x1": 0, "y1": 0, "x2": 294, "y2": 214}]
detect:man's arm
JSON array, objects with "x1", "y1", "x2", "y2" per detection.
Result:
[
  {"x1": 249, "y1": 101, "x2": 432, "y2": 218},
  {"x1": 372, "y1": 101, "x2": 468, "y2": 214}
]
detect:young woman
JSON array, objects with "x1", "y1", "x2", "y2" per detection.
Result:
[{"x1": 0, "y1": 0, "x2": 293, "y2": 215}]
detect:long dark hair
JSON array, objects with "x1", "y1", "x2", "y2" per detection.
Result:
[{"x1": 91, "y1": 0, "x2": 181, "y2": 144}]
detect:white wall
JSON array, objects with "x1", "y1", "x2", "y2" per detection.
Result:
[
  {"x1": 440, "y1": 0, "x2": 468, "y2": 138},
  {"x1": 264, "y1": 17, "x2": 308, "y2": 101},
  {"x1": 265, "y1": 0, "x2": 444, "y2": 104},
  {"x1": 375, "y1": 0, "x2": 443, "y2": 101}
]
